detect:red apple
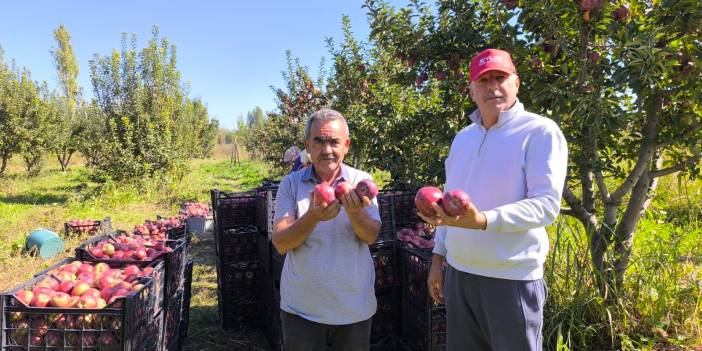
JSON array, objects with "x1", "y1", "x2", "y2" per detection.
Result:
[
  {"x1": 36, "y1": 277, "x2": 58, "y2": 290},
  {"x1": 83, "y1": 288, "x2": 102, "y2": 299},
  {"x1": 79, "y1": 295, "x2": 98, "y2": 309},
  {"x1": 415, "y1": 186, "x2": 444, "y2": 217},
  {"x1": 50, "y1": 292, "x2": 73, "y2": 308},
  {"x1": 102, "y1": 244, "x2": 115, "y2": 256},
  {"x1": 15, "y1": 290, "x2": 34, "y2": 306},
  {"x1": 123, "y1": 265, "x2": 140, "y2": 276},
  {"x1": 56, "y1": 271, "x2": 76, "y2": 282},
  {"x1": 100, "y1": 287, "x2": 113, "y2": 301},
  {"x1": 98, "y1": 276, "x2": 119, "y2": 290},
  {"x1": 334, "y1": 181, "x2": 354, "y2": 200},
  {"x1": 32, "y1": 287, "x2": 53, "y2": 297},
  {"x1": 78, "y1": 263, "x2": 95, "y2": 274},
  {"x1": 94, "y1": 263, "x2": 110, "y2": 275},
  {"x1": 442, "y1": 189, "x2": 472, "y2": 216},
  {"x1": 58, "y1": 281, "x2": 75, "y2": 294},
  {"x1": 314, "y1": 183, "x2": 336, "y2": 205},
  {"x1": 60, "y1": 264, "x2": 79, "y2": 274},
  {"x1": 355, "y1": 179, "x2": 378, "y2": 200},
  {"x1": 96, "y1": 298, "x2": 107, "y2": 309},
  {"x1": 111, "y1": 251, "x2": 125, "y2": 260},
  {"x1": 134, "y1": 248, "x2": 147, "y2": 260},
  {"x1": 31, "y1": 293, "x2": 51, "y2": 307},
  {"x1": 71, "y1": 282, "x2": 91, "y2": 297}
]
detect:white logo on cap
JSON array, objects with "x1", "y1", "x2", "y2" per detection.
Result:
[{"x1": 479, "y1": 56, "x2": 503, "y2": 67}]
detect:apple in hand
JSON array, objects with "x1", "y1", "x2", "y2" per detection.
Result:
[
  {"x1": 415, "y1": 186, "x2": 444, "y2": 217},
  {"x1": 355, "y1": 179, "x2": 378, "y2": 200},
  {"x1": 313, "y1": 184, "x2": 336, "y2": 205},
  {"x1": 442, "y1": 189, "x2": 472, "y2": 216},
  {"x1": 334, "y1": 181, "x2": 354, "y2": 200}
]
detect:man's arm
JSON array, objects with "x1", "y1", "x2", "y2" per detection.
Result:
[{"x1": 339, "y1": 190, "x2": 381, "y2": 245}]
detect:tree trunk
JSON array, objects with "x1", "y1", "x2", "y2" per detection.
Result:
[
  {"x1": 0, "y1": 150, "x2": 9, "y2": 175},
  {"x1": 57, "y1": 151, "x2": 72, "y2": 172}
]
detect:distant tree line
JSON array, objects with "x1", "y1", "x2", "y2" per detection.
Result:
[{"x1": 0, "y1": 25, "x2": 219, "y2": 181}]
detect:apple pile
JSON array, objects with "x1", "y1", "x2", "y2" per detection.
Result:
[
  {"x1": 397, "y1": 222, "x2": 436, "y2": 249},
  {"x1": 414, "y1": 186, "x2": 472, "y2": 217},
  {"x1": 13, "y1": 261, "x2": 153, "y2": 309},
  {"x1": 85, "y1": 235, "x2": 172, "y2": 261},
  {"x1": 313, "y1": 179, "x2": 379, "y2": 206},
  {"x1": 133, "y1": 216, "x2": 184, "y2": 241},
  {"x1": 66, "y1": 219, "x2": 100, "y2": 235},
  {"x1": 180, "y1": 202, "x2": 212, "y2": 219}
]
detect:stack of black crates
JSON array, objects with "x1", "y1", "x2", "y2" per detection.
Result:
[
  {"x1": 212, "y1": 182, "x2": 447, "y2": 351},
  {"x1": 393, "y1": 189, "x2": 447, "y2": 351},
  {"x1": 74, "y1": 228, "x2": 193, "y2": 351},
  {"x1": 210, "y1": 189, "x2": 263, "y2": 332}
]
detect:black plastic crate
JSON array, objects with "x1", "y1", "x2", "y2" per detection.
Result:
[
  {"x1": 64, "y1": 217, "x2": 113, "y2": 237},
  {"x1": 180, "y1": 258, "x2": 193, "y2": 341},
  {"x1": 161, "y1": 291, "x2": 182, "y2": 351},
  {"x1": 216, "y1": 261, "x2": 263, "y2": 305},
  {"x1": 371, "y1": 242, "x2": 397, "y2": 290},
  {"x1": 216, "y1": 225, "x2": 259, "y2": 265},
  {"x1": 33, "y1": 257, "x2": 166, "y2": 316},
  {"x1": 75, "y1": 235, "x2": 187, "y2": 311},
  {"x1": 167, "y1": 225, "x2": 189, "y2": 247},
  {"x1": 211, "y1": 190, "x2": 257, "y2": 231},
  {"x1": 371, "y1": 334, "x2": 396, "y2": 351},
  {"x1": 401, "y1": 245, "x2": 438, "y2": 310},
  {"x1": 371, "y1": 288, "x2": 399, "y2": 344},
  {"x1": 392, "y1": 190, "x2": 420, "y2": 231},
  {"x1": 219, "y1": 302, "x2": 264, "y2": 331},
  {"x1": 271, "y1": 250, "x2": 285, "y2": 282},
  {"x1": 257, "y1": 232, "x2": 273, "y2": 274},
  {"x1": 255, "y1": 188, "x2": 277, "y2": 235},
  {"x1": 400, "y1": 301, "x2": 446, "y2": 351},
  {"x1": 152, "y1": 309, "x2": 164, "y2": 351},
  {"x1": 376, "y1": 192, "x2": 395, "y2": 243},
  {"x1": 1, "y1": 274, "x2": 156, "y2": 351}
]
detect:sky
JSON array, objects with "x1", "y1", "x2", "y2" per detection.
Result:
[{"x1": 0, "y1": 0, "x2": 404, "y2": 129}]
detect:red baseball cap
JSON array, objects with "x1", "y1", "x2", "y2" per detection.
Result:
[{"x1": 469, "y1": 48, "x2": 517, "y2": 82}]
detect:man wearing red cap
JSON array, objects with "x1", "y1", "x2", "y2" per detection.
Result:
[{"x1": 420, "y1": 48, "x2": 569, "y2": 350}]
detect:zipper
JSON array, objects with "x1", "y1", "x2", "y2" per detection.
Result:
[{"x1": 477, "y1": 129, "x2": 489, "y2": 156}]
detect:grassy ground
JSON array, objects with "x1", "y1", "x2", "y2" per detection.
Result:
[{"x1": 0, "y1": 147, "x2": 700, "y2": 350}]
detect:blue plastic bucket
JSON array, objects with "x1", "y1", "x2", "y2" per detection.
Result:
[{"x1": 25, "y1": 228, "x2": 64, "y2": 259}]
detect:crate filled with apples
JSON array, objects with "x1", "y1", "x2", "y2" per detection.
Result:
[
  {"x1": 64, "y1": 217, "x2": 112, "y2": 237},
  {"x1": 180, "y1": 202, "x2": 214, "y2": 239},
  {"x1": 75, "y1": 234, "x2": 187, "y2": 309},
  {"x1": 133, "y1": 216, "x2": 186, "y2": 242},
  {"x1": 1, "y1": 259, "x2": 158, "y2": 350}
]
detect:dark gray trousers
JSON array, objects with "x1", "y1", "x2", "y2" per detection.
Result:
[
  {"x1": 444, "y1": 265, "x2": 547, "y2": 351},
  {"x1": 280, "y1": 310, "x2": 372, "y2": 351}
]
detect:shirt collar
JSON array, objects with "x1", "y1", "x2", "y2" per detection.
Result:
[
  {"x1": 469, "y1": 99, "x2": 524, "y2": 129},
  {"x1": 303, "y1": 164, "x2": 350, "y2": 185}
]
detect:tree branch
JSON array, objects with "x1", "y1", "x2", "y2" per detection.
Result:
[
  {"x1": 611, "y1": 95, "x2": 662, "y2": 202},
  {"x1": 649, "y1": 152, "x2": 702, "y2": 179},
  {"x1": 562, "y1": 187, "x2": 592, "y2": 224}
]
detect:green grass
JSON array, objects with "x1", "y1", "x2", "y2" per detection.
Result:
[{"x1": 1, "y1": 153, "x2": 700, "y2": 350}]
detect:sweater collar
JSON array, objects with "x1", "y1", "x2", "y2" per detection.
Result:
[{"x1": 469, "y1": 99, "x2": 524, "y2": 129}]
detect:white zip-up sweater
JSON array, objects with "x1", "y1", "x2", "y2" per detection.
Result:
[{"x1": 433, "y1": 100, "x2": 568, "y2": 280}]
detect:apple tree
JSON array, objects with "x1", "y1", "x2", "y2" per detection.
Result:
[{"x1": 357, "y1": 0, "x2": 701, "y2": 294}]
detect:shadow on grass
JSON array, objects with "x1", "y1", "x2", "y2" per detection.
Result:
[
  {"x1": 182, "y1": 235, "x2": 272, "y2": 351},
  {"x1": 0, "y1": 192, "x2": 70, "y2": 205},
  {"x1": 182, "y1": 304, "x2": 271, "y2": 351}
]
